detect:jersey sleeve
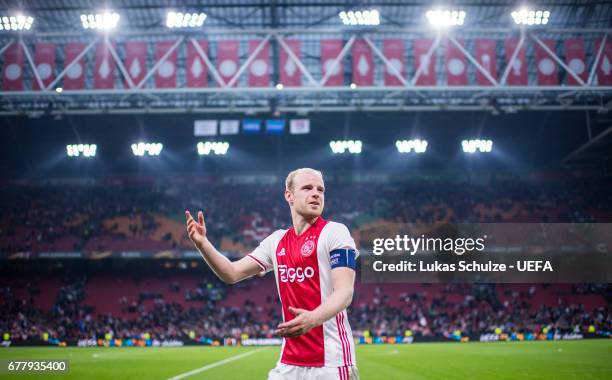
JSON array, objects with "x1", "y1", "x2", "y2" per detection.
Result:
[
  {"x1": 246, "y1": 231, "x2": 277, "y2": 273},
  {"x1": 325, "y1": 222, "x2": 359, "y2": 270}
]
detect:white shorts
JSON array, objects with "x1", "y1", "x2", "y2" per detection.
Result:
[{"x1": 268, "y1": 363, "x2": 359, "y2": 380}]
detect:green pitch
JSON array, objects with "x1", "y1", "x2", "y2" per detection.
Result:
[{"x1": 1, "y1": 340, "x2": 611, "y2": 379}]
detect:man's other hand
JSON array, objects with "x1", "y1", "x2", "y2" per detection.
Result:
[
  {"x1": 275, "y1": 306, "x2": 320, "y2": 337},
  {"x1": 186, "y1": 210, "x2": 207, "y2": 249}
]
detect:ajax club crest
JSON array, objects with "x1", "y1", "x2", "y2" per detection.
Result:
[{"x1": 300, "y1": 240, "x2": 315, "y2": 257}]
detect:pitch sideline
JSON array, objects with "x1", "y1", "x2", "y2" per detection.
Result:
[{"x1": 166, "y1": 347, "x2": 269, "y2": 380}]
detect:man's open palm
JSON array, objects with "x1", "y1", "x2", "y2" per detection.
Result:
[{"x1": 185, "y1": 210, "x2": 207, "y2": 248}]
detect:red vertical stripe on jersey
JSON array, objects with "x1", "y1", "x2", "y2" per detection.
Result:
[
  {"x1": 340, "y1": 312, "x2": 352, "y2": 365},
  {"x1": 277, "y1": 217, "x2": 328, "y2": 367},
  {"x1": 341, "y1": 313, "x2": 350, "y2": 365},
  {"x1": 336, "y1": 314, "x2": 348, "y2": 366}
]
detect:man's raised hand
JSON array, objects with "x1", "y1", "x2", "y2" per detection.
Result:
[{"x1": 185, "y1": 210, "x2": 207, "y2": 248}]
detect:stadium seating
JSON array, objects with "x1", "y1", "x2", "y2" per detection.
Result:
[
  {"x1": 1, "y1": 176, "x2": 611, "y2": 255},
  {"x1": 0, "y1": 175, "x2": 610, "y2": 343},
  {"x1": 1, "y1": 271, "x2": 608, "y2": 342}
]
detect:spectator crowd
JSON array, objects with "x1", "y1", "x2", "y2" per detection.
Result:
[{"x1": 0, "y1": 174, "x2": 611, "y2": 344}]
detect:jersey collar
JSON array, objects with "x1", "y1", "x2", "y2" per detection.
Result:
[{"x1": 291, "y1": 216, "x2": 325, "y2": 238}]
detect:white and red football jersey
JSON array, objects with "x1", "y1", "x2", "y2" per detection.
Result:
[{"x1": 247, "y1": 217, "x2": 358, "y2": 368}]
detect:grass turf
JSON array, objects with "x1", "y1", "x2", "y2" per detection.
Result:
[{"x1": 0, "y1": 340, "x2": 611, "y2": 379}]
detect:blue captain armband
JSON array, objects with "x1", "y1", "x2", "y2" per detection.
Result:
[{"x1": 329, "y1": 249, "x2": 357, "y2": 269}]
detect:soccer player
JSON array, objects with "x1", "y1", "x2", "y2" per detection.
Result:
[{"x1": 186, "y1": 168, "x2": 359, "y2": 379}]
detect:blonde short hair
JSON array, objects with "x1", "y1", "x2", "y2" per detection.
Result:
[{"x1": 285, "y1": 168, "x2": 323, "y2": 191}]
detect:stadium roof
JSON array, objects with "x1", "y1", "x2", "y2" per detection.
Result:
[
  {"x1": 0, "y1": 0, "x2": 611, "y2": 117},
  {"x1": 7, "y1": 1, "x2": 612, "y2": 31}
]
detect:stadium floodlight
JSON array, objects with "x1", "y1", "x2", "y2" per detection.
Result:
[
  {"x1": 329, "y1": 140, "x2": 362, "y2": 154},
  {"x1": 131, "y1": 142, "x2": 163, "y2": 156},
  {"x1": 80, "y1": 12, "x2": 120, "y2": 30},
  {"x1": 396, "y1": 139, "x2": 428, "y2": 154},
  {"x1": 338, "y1": 9, "x2": 380, "y2": 26},
  {"x1": 66, "y1": 144, "x2": 97, "y2": 158},
  {"x1": 0, "y1": 14, "x2": 34, "y2": 31},
  {"x1": 197, "y1": 141, "x2": 229, "y2": 156},
  {"x1": 426, "y1": 9, "x2": 466, "y2": 27},
  {"x1": 462, "y1": 139, "x2": 493, "y2": 154},
  {"x1": 511, "y1": 9, "x2": 550, "y2": 25},
  {"x1": 166, "y1": 12, "x2": 207, "y2": 28}
]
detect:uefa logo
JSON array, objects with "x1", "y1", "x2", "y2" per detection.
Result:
[{"x1": 300, "y1": 240, "x2": 315, "y2": 257}]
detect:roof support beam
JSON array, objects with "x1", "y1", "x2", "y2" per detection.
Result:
[
  {"x1": 189, "y1": 37, "x2": 226, "y2": 87},
  {"x1": 226, "y1": 34, "x2": 272, "y2": 88},
  {"x1": 135, "y1": 37, "x2": 184, "y2": 88},
  {"x1": 45, "y1": 37, "x2": 99, "y2": 91},
  {"x1": 587, "y1": 33, "x2": 608, "y2": 86},
  {"x1": 564, "y1": 124, "x2": 612, "y2": 162},
  {"x1": 275, "y1": 34, "x2": 318, "y2": 86},
  {"x1": 363, "y1": 35, "x2": 407, "y2": 86},
  {"x1": 320, "y1": 35, "x2": 356, "y2": 86},
  {"x1": 500, "y1": 29, "x2": 526, "y2": 85},
  {"x1": 448, "y1": 34, "x2": 498, "y2": 86},
  {"x1": 530, "y1": 34, "x2": 586, "y2": 86},
  {"x1": 19, "y1": 37, "x2": 46, "y2": 91},
  {"x1": 411, "y1": 33, "x2": 441, "y2": 86},
  {"x1": 105, "y1": 35, "x2": 136, "y2": 89}
]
